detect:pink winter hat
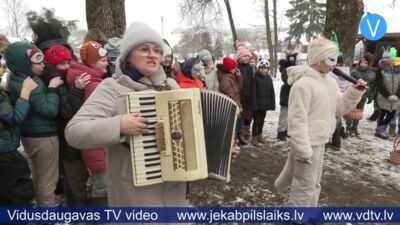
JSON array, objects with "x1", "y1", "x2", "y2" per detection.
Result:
[{"x1": 236, "y1": 46, "x2": 251, "y2": 60}]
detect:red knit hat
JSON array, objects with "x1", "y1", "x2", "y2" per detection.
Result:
[
  {"x1": 80, "y1": 41, "x2": 107, "y2": 66},
  {"x1": 223, "y1": 57, "x2": 237, "y2": 71},
  {"x1": 44, "y1": 45, "x2": 72, "y2": 67}
]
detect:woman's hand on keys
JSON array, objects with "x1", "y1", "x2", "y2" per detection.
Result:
[{"x1": 120, "y1": 113, "x2": 149, "y2": 135}]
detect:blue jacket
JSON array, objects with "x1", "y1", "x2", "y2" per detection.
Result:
[{"x1": 0, "y1": 91, "x2": 29, "y2": 152}]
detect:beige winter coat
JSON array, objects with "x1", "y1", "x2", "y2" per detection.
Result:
[
  {"x1": 287, "y1": 65, "x2": 364, "y2": 160},
  {"x1": 65, "y1": 68, "x2": 189, "y2": 213},
  {"x1": 205, "y1": 67, "x2": 219, "y2": 91}
]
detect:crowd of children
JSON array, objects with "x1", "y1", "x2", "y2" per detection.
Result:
[{"x1": 0, "y1": 15, "x2": 398, "y2": 225}]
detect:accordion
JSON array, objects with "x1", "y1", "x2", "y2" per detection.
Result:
[{"x1": 126, "y1": 89, "x2": 239, "y2": 186}]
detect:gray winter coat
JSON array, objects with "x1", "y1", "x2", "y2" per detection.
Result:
[
  {"x1": 351, "y1": 68, "x2": 375, "y2": 99},
  {"x1": 65, "y1": 67, "x2": 188, "y2": 220},
  {"x1": 376, "y1": 61, "x2": 400, "y2": 111},
  {"x1": 205, "y1": 67, "x2": 219, "y2": 91}
]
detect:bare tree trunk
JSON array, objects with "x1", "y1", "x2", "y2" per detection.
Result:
[
  {"x1": 14, "y1": 17, "x2": 19, "y2": 37},
  {"x1": 272, "y1": 0, "x2": 278, "y2": 75},
  {"x1": 2, "y1": 0, "x2": 26, "y2": 37},
  {"x1": 264, "y1": 0, "x2": 275, "y2": 75},
  {"x1": 323, "y1": 0, "x2": 364, "y2": 66},
  {"x1": 223, "y1": 0, "x2": 238, "y2": 48},
  {"x1": 86, "y1": 0, "x2": 126, "y2": 38}
]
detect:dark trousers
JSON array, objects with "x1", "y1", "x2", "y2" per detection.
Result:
[
  {"x1": 62, "y1": 158, "x2": 89, "y2": 206},
  {"x1": 242, "y1": 107, "x2": 253, "y2": 126},
  {"x1": 236, "y1": 117, "x2": 244, "y2": 135},
  {"x1": 378, "y1": 110, "x2": 397, "y2": 126},
  {"x1": 252, "y1": 110, "x2": 267, "y2": 136},
  {"x1": 0, "y1": 150, "x2": 34, "y2": 206},
  {"x1": 244, "y1": 118, "x2": 252, "y2": 126},
  {"x1": 331, "y1": 118, "x2": 342, "y2": 148}
]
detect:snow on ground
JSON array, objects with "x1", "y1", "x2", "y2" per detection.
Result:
[
  {"x1": 267, "y1": 78, "x2": 400, "y2": 191},
  {"x1": 190, "y1": 77, "x2": 400, "y2": 225},
  {"x1": 15, "y1": 76, "x2": 400, "y2": 224}
]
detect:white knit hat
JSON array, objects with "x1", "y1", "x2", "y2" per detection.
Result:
[
  {"x1": 307, "y1": 37, "x2": 338, "y2": 65},
  {"x1": 120, "y1": 22, "x2": 165, "y2": 59}
]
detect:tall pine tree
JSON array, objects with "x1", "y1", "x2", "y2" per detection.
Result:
[
  {"x1": 175, "y1": 28, "x2": 207, "y2": 58},
  {"x1": 285, "y1": 0, "x2": 326, "y2": 42},
  {"x1": 213, "y1": 37, "x2": 223, "y2": 59},
  {"x1": 200, "y1": 31, "x2": 213, "y2": 51}
]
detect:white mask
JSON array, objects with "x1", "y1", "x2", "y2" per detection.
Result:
[{"x1": 325, "y1": 57, "x2": 337, "y2": 67}]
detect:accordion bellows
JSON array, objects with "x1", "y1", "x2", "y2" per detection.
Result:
[{"x1": 127, "y1": 89, "x2": 238, "y2": 186}]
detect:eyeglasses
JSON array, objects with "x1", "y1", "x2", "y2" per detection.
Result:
[{"x1": 136, "y1": 45, "x2": 163, "y2": 57}]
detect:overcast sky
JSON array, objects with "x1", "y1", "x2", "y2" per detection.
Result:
[{"x1": 1, "y1": 0, "x2": 399, "y2": 46}]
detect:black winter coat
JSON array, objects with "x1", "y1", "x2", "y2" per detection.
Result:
[
  {"x1": 41, "y1": 65, "x2": 84, "y2": 160},
  {"x1": 252, "y1": 73, "x2": 275, "y2": 111},
  {"x1": 237, "y1": 63, "x2": 254, "y2": 109},
  {"x1": 279, "y1": 59, "x2": 295, "y2": 106}
]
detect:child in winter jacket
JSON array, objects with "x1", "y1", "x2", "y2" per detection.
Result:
[
  {"x1": 277, "y1": 51, "x2": 298, "y2": 141},
  {"x1": 43, "y1": 45, "x2": 91, "y2": 206},
  {"x1": 0, "y1": 67, "x2": 37, "y2": 207},
  {"x1": 218, "y1": 57, "x2": 243, "y2": 111},
  {"x1": 5, "y1": 41, "x2": 63, "y2": 207},
  {"x1": 176, "y1": 57, "x2": 205, "y2": 89},
  {"x1": 274, "y1": 38, "x2": 366, "y2": 214},
  {"x1": 389, "y1": 57, "x2": 400, "y2": 136},
  {"x1": 236, "y1": 42, "x2": 253, "y2": 145},
  {"x1": 198, "y1": 49, "x2": 218, "y2": 91},
  {"x1": 251, "y1": 59, "x2": 275, "y2": 147},
  {"x1": 348, "y1": 56, "x2": 376, "y2": 136},
  {"x1": 326, "y1": 57, "x2": 351, "y2": 150},
  {"x1": 67, "y1": 41, "x2": 108, "y2": 206},
  {"x1": 375, "y1": 47, "x2": 400, "y2": 139},
  {"x1": 217, "y1": 57, "x2": 244, "y2": 145}
]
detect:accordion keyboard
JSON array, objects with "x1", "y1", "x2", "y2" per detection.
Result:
[
  {"x1": 128, "y1": 93, "x2": 163, "y2": 186},
  {"x1": 127, "y1": 89, "x2": 213, "y2": 186}
]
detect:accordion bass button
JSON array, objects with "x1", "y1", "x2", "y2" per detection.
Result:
[{"x1": 171, "y1": 132, "x2": 182, "y2": 140}]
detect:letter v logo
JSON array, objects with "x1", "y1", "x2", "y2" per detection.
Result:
[
  {"x1": 367, "y1": 19, "x2": 380, "y2": 37},
  {"x1": 360, "y1": 14, "x2": 387, "y2": 41}
]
